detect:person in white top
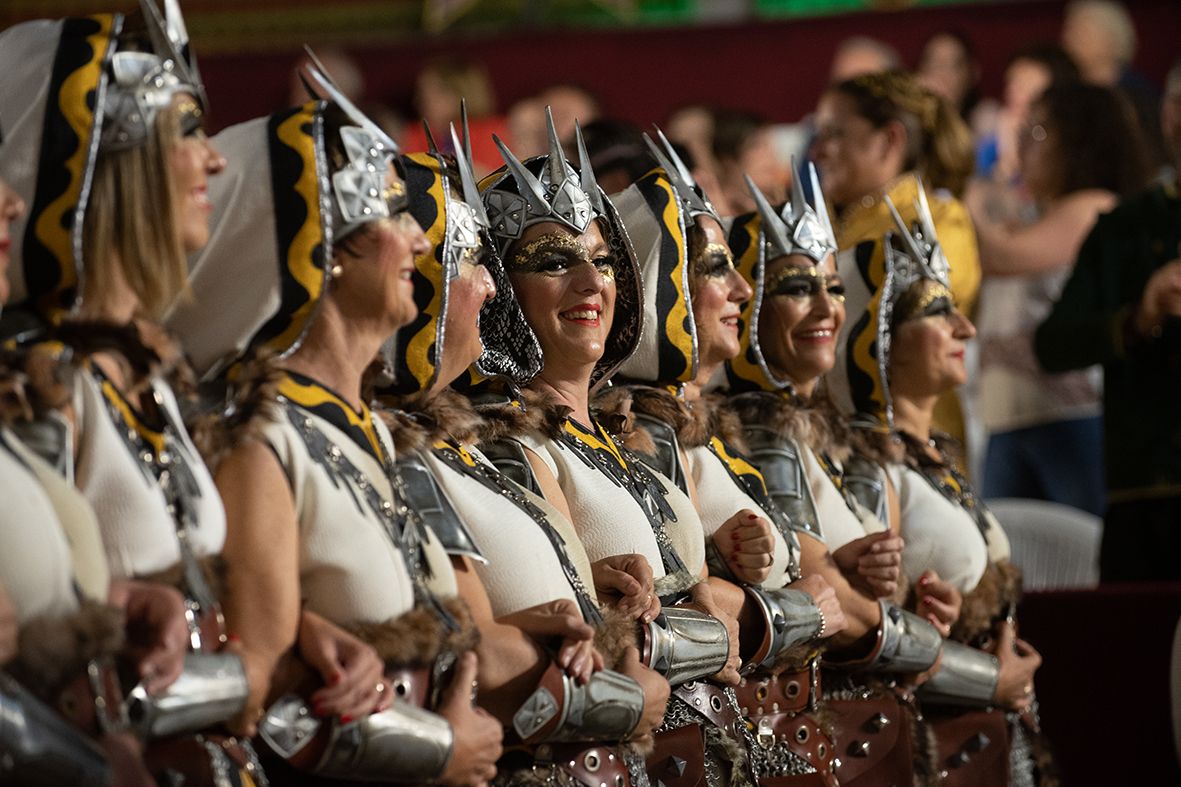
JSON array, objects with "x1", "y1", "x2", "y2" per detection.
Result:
[{"x1": 831, "y1": 182, "x2": 1049, "y2": 784}]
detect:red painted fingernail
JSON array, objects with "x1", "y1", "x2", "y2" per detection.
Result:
[
  {"x1": 313, "y1": 703, "x2": 327, "y2": 717},
  {"x1": 747, "y1": 514, "x2": 758, "y2": 521},
  {"x1": 226, "y1": 633, "x2": 241, "y2": 644},
  {"x1": 330, "y1": 672, "x2": 343, "y2": 686},
  {"x1": 340, "y1": 715, "x2": 354, "y2": 725}
]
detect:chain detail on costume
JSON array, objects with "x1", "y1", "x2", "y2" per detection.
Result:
[
  {"x1": 283, "y1": 401, "x2": 459, "y2": 632},
  {"x1": 898, "y1": 432, "x2": 993, "y2": 543},
  {"x1": 92, "y1": 365, "x2": 223, "y2": 649},
  {"x1": 557, "y1": 417, "x2": 689, "y2": 582},
  {"x1": 705, "y1": 437, "x2": 802, "y2": 581},
  {"x1": 431, "y1": 439, "x2": 603, "y2": 626}
]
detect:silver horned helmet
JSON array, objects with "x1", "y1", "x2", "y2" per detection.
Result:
[
  {"x1": 745, "y1": 158, "x2": 837, "y2": 264},
  {"x1": 882, "y1": 182, "x2": 952, "y2": 301},
  {"x1": 642, "y1": 126, "x2": 721, "y2": 225},
  {"x1": 423, "y1": 105, "x2": 490, "y2": 280},
  {"x1": 482, "y1": 106, "x2": 606, "y2": 257},
  {"x1": 102, "y1": 0, "x2": 205, "y2": 152},
  {"x1": 302, "y1": 47, "x2": 404, "y2": 240}
]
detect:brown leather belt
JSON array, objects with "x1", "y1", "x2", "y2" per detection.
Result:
[
  {"x1": 55, "y1": 656, "x2": 127, "y2": 737},
  {"x1": 825, "y1": 693, "x2": 915, "y2": 787},
  {"x1": 926, "y1": 706, "x2": 1010, "y2": 787},
  {"x1": 733, "y1": 663, "x2": 818, "y2": 718},
  {"x1": 735, "y1": 663, "x2": 838, "y2": 787}
]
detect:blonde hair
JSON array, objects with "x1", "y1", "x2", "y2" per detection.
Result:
[
  {"x1": 82, "y1": 101, "x2": 187, "y2": 319},
  {"x1": 832, "y1": 70, "x2": 975, "y2": 197}
]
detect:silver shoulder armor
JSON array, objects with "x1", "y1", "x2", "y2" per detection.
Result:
[
  {"x1": 0, "y1": 671, "x2": 109, "y2": 787},
  {"x1": 127, "y1": 651, "x2": 248, "y2": 738},
  {"x1": 397, "y1": 451, "x2": 486, "y2": 563},
  {"x1": 259, "y1": 693, "x2": 454, "y2": 781},
  {"x1": 479, "y1": 438, "x2": 543, "y2": 496},
  {"x1": 842, "y1": 455, "x2": 889, "y2": 524},
  {"x1": 918, "y1": 641, "x2": 999, "y2": 707},
  {"x1": 632, "y1": 412, "x2": 687, "y2": 495},
  {"x1": 867, "y1": 601, "x2": 943, "y2": 674},
  {"x1": 743, "y1": 428, "x2": 823, "y2": 540},
  {"x1": 642, "y1": 606, "x2": 731, "y2": 685},
  {"x1": 513, "y1": 662, "x2": 644, "y2": 743},
  {"x1": 742, "y1": 586, "x2": 823, "y2": 673},
  {"x1": 10, "y1": 411, "x2": 75, "y2": 482}
]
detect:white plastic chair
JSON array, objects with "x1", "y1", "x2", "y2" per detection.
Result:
[{"x1": 985, "y1": 498, "x2": 1102, "y2": 590}]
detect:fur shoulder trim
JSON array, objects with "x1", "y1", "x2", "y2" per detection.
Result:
[
  {"x1": 653, "y1": 569, "x2": 700, "y2": 600},
  {"x1": 11, "y1": 600, "x2": 125, "y2": 700},
  {"x1": 596, "y1": 383, "x2": 727, "y2": 452},
  {"x1": 0, "y1": 343, "x2": 74, "y2": 427},
  {"x1": 728, "y1": 391, "x2": 851, "y2": 461},
  {"x1": 951, "y1": 559, "x2": 1022, "y2": 645},
  {"x1": 347, "y1": 596, "x2": 480, "y2": 667},
  {"x1": 377, "y1": 389, "x2": 484, "y2": 454},
  {"x1": 846, "y1": 425, "x2": 905, "y2": 466},
  {"x1": 704, "y1": 394, "x2": 751, "y2": 454},
  {"x1": 594, "y1": 605, "x2": 641, "y2": 672},
  {"x1": 188, "y1": 352, "x2": 285, "y2": 470},
  {"x1": 474, "y1": 388, "x2": 570, "y2": 442}
]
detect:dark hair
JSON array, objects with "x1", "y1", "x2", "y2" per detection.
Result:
[
  {"x1": 574, "y1": 118, "x2": 656, "y2": 184},
  {"x1": 710, "y1": 109, "x2": 767, "y2": 163},
  {"x1": 1005, "y1": 44, "x2": 1080, "y2": 88},
  {"x1": 1035, "y1": 83, "x2": 1150, "y2": 198},
  {"x1": 917, "y1": 29, "x2": 981, "y2": 118},
  {"x1": 828, "y1": 70, "x2": 974, "y2": 197}
]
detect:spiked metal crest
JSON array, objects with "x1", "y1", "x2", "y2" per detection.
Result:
[
  {"x1": 643, "y1": 126, "x2": 720, "y2": 223},
  {"x1": 744, "y1": 159, "x2": 837, "y2": 264},
  {"x1": 883, "y1": 181, "x2": 951, "y2": 296}
]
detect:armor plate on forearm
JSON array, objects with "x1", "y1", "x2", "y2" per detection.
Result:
[
  {"x1": 643, "y1": 606, "x2": 730, "y2": 685},
  {"x1": 126, "y1": 651, "x2": 248, "y2": 738},
  {"x1": 513, "y1": 663, "x2": 644, "y2": 743},
  {"x1": 0, "y1": 671, "x2": 109, "y2": 787},
  {"x1": 918, "y1": 640, "x2": 999, "y2": 707},
  {"x1": 742, "y1": 586, "x2": 822, "y2": 672},
  {"x1": 869, "y1": 601, "x2": 943, "y2": 674},
  {"x1": 259, "y1": 693, "x2": 454, "y2": 781}
]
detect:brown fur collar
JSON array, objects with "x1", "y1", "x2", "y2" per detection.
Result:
[
  {"x1": 188, "y1": 351, "x2": 285, "y2": 471},
  {"x1": 727, "y1": 390, "x2": 851, "y2": 462},
  {"x1": 595, "y1": 384, "x2": 741, "y2": 455},
  {"x1": 139, "y1": 554, "x2": 227, "y2": 604},
  {"x1": 376, "y1": 388, "x2": 484, "y2": 455},
  {"x1": 846, "y1": 424, "x2": 905, "y2": 466},
  {"x1": 951, "y1": 559, "x2": 1023, "y2": 646},
  {"x1": 0, "y1": 343, "x2": 73, "y2": 427},
  {"x1": 474, "y1": 387, "x2": 571, "y2": 443},
  {"x1": 10, "y1": 600, "x2": 125, "y2": 701},
  {"x1": 347, "y1": 596, "x2": 480, "y2": 667}
]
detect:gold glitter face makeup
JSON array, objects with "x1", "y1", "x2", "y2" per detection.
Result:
[
  {"x1": 175, "y1": 98, "x2": 203, "y2": 137},
  {"x1": 692, "y1": 242, "x2": 735, "y2": 280},
  {"x1": 510, "y1": 232, "x2": 615, "y2": 279},
  {"x1": 765, "y1": 264, "x2": 846, "y2": 302},
  {"x1": 895, "y1": 280, "x2": 955, "y2": 324},
  {"x1": 383, "y1": 178, "x2": 409, "y2": 216}
]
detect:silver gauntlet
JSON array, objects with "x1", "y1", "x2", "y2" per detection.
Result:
[
  {"x1": 643, "y1": 606, "x2": 730, "y2": 685},
  {"x1": 127, "y1": 651, "x2": 248, "y2": 738},
  {"x1": 867, "y1": 601, "x2": 943, "y2": 674},
  {"x1": 259, "y1": 693, "x2": 454, "y2": 782},
  {"x1": 918, "y1": 641, "x2": 999, "y2": 707},
  {"x1": 742, "y1": 586, "x2": 823, "y2": 673},
  {"x1": 0, "y1": 671, "x2": 109, "y2": 787},
  {"x1": 514, "y1": 663, "x2": 644, "y2": 743}
]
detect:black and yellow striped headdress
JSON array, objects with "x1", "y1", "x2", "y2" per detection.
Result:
[
  {"x1": 828, "y1": 182, "x2": 953, "y2": 429},
  {"x1": 387, "y1": 119, "x2": 489, "y2": 395}
]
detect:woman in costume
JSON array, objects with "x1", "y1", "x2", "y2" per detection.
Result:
[
  {"x1": 721, "y1": 166, "x2": 963, "y2": 786},
  {"x1": 166, "y1": 64, "x2": 510, "y2": 784},
  {"x1": 377, "y1": 124, "x2": 669, "y2": 787},
  {"x1": 596, "y1": 135, "x2": 851, "y2": 785},
  {"x1": 0, "y1": 5, "x2": 318, "y2": 783},
  {"x1": 829, "y1": 189, "x2": 1048, "y2": 786},
  {"x1": 811, "y1": 70, "x2": 978, "y2": 445},
  {"x1": 0, "y1": 169, "x2": 190, "y2": 786},
  {"x1": 470, "y1": 111, "x2": 752, "y2": 787}
]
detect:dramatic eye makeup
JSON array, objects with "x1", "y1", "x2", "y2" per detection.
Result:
[
  {"x1": 896, "y1": 281, "x2": 955, "y2": 324},
  {"x1": 511, "y1": 232, "x2": 615, "y2": 280},
  {"x1": 692, "y1": 242, "x2": 735, "y2": 279},
  {"x1": 176, "y1": 99, "x2": 203, "y2": 137},
  {"x1": 765, "y1": 264, "x2": 845, "y2": 302}
]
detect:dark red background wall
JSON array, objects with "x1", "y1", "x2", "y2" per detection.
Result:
[{"x1": 199, "y1": 0, "x2": 1180, "y2": 133}]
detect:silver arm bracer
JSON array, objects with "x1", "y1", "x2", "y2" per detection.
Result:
[
  {"x1": 0, "y1": 671, "x2": 110, "y2": 787},
  {"x1": 643, "y1": 606, "x2": 731, "y2": 685},
  {"x1": 918, "y1": 640, "x2": 1000, "y2": 707},
  {"x1": 742, "y1": 586, "x2": 823, "y2": 673},
  {"x1": 259, "y1": 693, "x2": 454, "y2": 782},
  {"x1": 513, "y1": 663, "x2": 645, "y2": 743},
  {"x1": 126, "y1": 651, "x2": 248, "y2": 738},
  {"x1": 866, "y1": 601, "x2": 943, "y2": 674}
]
